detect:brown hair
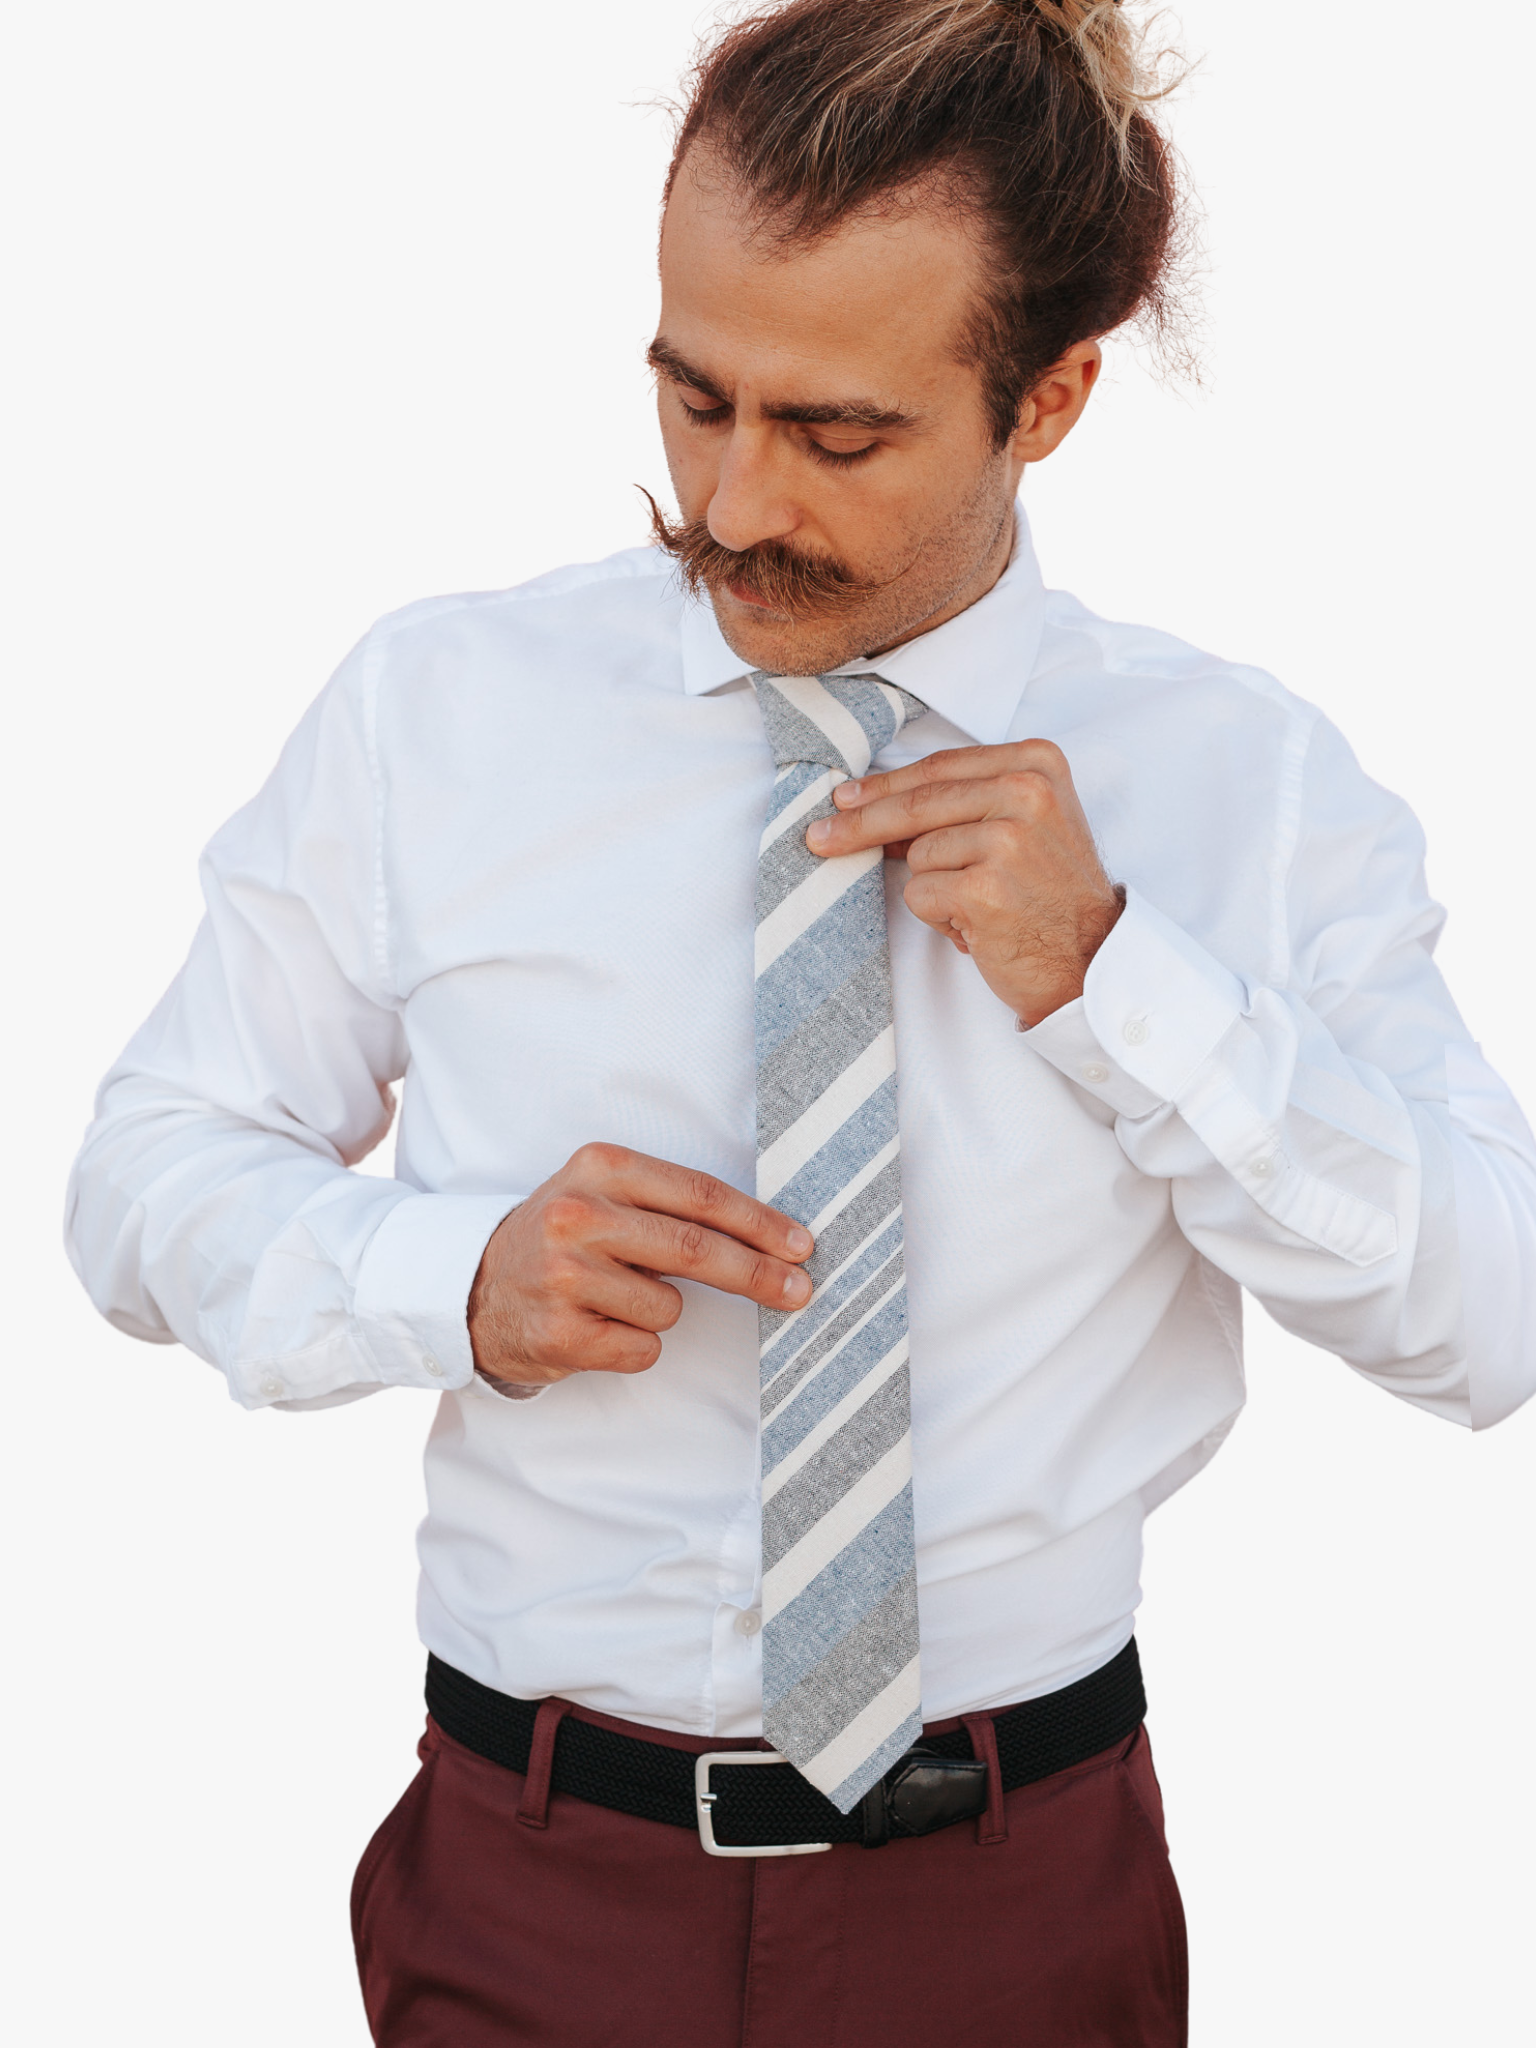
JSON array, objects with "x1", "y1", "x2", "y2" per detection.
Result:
[{"x1": 667, "y1": 0, "x2": 1189, "y2": 445}]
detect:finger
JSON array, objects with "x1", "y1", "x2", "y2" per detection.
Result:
[
  {"x1": 578, "y1": 1261, "x2": 686, "y2": 1334},
  {"x1": 902, "y1": 869, "x2": 965, "y2": 933},
  {"x1": 616, "y1": 1206, "x2": 816, "y2": 1310},
  {"x1": 902, "y1": 821, "x2": 1010, "y2": 875},
  {"x1": 808, "y1": 776, "x2": 1005, "y2": 856},
  {"x1": 547, "y1": 1313, "x2": 667, "y2": 1378},
  {"x1": 565, "y1": 1144, "x2": 813, "y2": 1259},
  {"x1": 832, "y1": 739, "x2": 1068, "y2": 810},
  {"x1": 487, "y1": 1306, "x2": 665, "y2": 1385}
]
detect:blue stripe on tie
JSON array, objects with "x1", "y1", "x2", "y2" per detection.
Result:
[
  {"x1": 829, "y1": 678, "x2": 901, "y2": 761},
  {"x1": 765, "y1": 1074, "x2": 898, "y2": 1230},
  {"x1": 763, "y1": 758, "x2": 828, "y2": 827},
  {"x1": 755, "y1": 867, "x2": 887, "y2": 1060},
  {"x1": 759, "y1": 1215, "x2": 904, "y2": 1380},
  {"x1": 759, "y1": 1483, "x2": 917, "y2": 1708},
  {"x1": 762, "y1": 1293, "x2": 909, "y2": 1459}
]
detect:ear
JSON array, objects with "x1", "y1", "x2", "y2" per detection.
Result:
[{"x1": 1005, "y1": 341, "x2": 1103, "y2": 466}]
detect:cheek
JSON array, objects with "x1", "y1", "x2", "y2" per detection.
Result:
[{"x1": 656, "y1": 410, "x2": 719, "y2": 507}]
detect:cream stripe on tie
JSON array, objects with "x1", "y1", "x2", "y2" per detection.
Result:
[{"x1": 751, "y1": 670, "x2": 929, "y2": 1814}]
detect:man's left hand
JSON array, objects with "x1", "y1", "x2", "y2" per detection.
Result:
[{"x1": 806, "y1": 740, "x2": 1122, "y2": 1028}]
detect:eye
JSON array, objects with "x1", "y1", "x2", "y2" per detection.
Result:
[
  {"x1": 807, "y1": 438, "x2": 879, "y2": 470},
  {"x1": 675, "y1": 385, "x2": 730, "y2": 426}
]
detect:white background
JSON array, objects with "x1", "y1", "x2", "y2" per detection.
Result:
[{"x1": 4, "y1": 3, "x2": 1533, "y2": 2041}]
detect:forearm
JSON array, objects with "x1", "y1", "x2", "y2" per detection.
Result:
[
  {"x1": 1026, "y1": 892, "x2": 1536, "y2": 1427},
  {"x1": 66, "y1": 1071, "x2": 512, "y2": 1408}
]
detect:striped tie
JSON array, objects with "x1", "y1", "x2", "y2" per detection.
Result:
[{"x1": 751, "y1": 669, "x2": 929, "y2": 1814}]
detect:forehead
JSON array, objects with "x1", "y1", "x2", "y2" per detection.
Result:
[{"x1": 657, "y1": 155, "x2": 984, "y2": 402}]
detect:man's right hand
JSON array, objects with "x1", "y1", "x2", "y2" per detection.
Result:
[{"x1": 467, "y1": 1143, "x2": 815, "y2": 1390}]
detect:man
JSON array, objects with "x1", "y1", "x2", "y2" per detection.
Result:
[{"x1": 65, "y1": 2, "x2": 1536, "y2": 2043}]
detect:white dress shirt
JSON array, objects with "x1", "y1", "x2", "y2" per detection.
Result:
[{"x1": 65, "y1": 514, "x2": 1536, "y2": 1735}]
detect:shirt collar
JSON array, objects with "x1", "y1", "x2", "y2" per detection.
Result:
[{"x1": 676, "y1": 504, "x2": 1047, "y2": 746}]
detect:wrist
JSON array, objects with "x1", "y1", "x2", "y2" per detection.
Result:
[{"x1": 1011, "y1": 883, "x2": 1125, "y2": 1029}]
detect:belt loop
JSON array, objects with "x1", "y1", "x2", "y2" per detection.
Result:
[
  {"x1": 516, "y1": 1697, "x2": 573, "y2": 1830},
  {"x1": 961, "y1": 1714, "x2": 1008, "y2": 1846}
]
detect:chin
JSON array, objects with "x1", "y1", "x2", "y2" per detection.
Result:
[{"x1": 708, "y1": 588, "x2": 870, "y2": 678}]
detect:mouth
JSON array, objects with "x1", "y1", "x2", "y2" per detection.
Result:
[{"x1": 725, "y1": 579, "x2": 777, "y2": 611}]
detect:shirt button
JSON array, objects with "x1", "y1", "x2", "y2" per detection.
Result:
[
  {"x1": 1081, "y1": 1062, "x2": 1110, "y2": 1085},
  {"x1": 423, "y1": 1356, "x2": 445, "y2": 1377},
  {"x1": 734, "y1": 1610, "x2": 762, "y2": 1637},
  {"x1": 1121, "y1": 1016, "x2": 1150, "y2": 1047},
  {"x1": 259, "y1": 1373, "x2": 283, "y2": 1398},
  {"x1": 1252, "y1": 1153, "x2": 1282, "y2": 1179}
]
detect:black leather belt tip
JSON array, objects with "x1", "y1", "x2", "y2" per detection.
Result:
[{"x1": 426, "y1": 1637, "x2": 1144, "y2": 1857}]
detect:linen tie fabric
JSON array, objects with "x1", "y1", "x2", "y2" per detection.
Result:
[{"x1": 751, "y1": 669, "x2": 929, "y2": 1813}]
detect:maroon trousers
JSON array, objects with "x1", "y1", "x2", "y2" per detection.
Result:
[{"x1": 352, "y1": 1708, "x2": 1188, "y2": 2047}]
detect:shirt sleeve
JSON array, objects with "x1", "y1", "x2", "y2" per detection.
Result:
[
  {"x1": 1025, "y1": 713, "x2": 1536, "y2": 1430},
  {"x1": 63, "y1": 628, "x2": 515, "y2": 1410}
]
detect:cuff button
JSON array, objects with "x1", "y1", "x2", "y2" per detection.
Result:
[
  {"x1": 424, "y1": 1355, "x2": 445, "y2": 1377},
  {"x1": 1081, "y1": 1062, "x2": 1110, "y2": 1085}
]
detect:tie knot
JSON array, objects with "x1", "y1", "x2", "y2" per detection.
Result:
[{"x1": 751, "y1": 672, "x2": 928, "y2": 778}]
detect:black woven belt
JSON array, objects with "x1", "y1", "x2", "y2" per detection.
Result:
[{"x1": 426, "y1": 1638, "x2": 1144, "y2": 1854}]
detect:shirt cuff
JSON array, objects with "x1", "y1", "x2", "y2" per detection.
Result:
[
  {"x1": 1024, "y1": 887, "x2": 1246, "y2": 1112},
  {"x1": 474, "y1": 1370, "x2": 548, "y2": 1402},
  {"x1": 353, "y1": 1192, "x2": 517, "y2": 1391}
]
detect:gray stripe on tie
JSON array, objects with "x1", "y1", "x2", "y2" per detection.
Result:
[
  {"x1": 759, "y1": 1214, "x2": 903, "y2": 1389},
  {"x1": 765, "y1": 1075, "x2": 898, "y2": 1230},
  {"x1": 757, "y1": 1160, "x2": 904, "y2": 1351},
  {"x1": 761, "y1": 1568, "x2": 920, "y2": 1729},
  {"x1": 755, "y1": 950, "x2": 894, "y2": 1152},
  {"x1": 762, "y1": 1248, "x2": 905, "y2": 1413},
  {"x1": 761, "y1": 1366, "x2": 913, "y2": 1573},
  {"x1": 755, "y1": 793, "x2": 839, "y2": 922},
  {"x1": 754, "y1": 682, "x2": 858, "y2": 776},
  {"x1": 755, "y1": 870, "x2": 888, "y2": 1060},
  {"x1": 762, "y1": 1298, "x2": 908, "y2": 1466}
]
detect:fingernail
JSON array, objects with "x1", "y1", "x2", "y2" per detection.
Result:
[
  {"x1": 806, "y1": 819, "x2": 832, "y2": 848},
  {"x1": 783, "y1": 1270, "x2": 813, "y2": 1305},
  {"x1": 835, "y1": 781, "x2": 862, "y2": 804},
  {"x1": 786, "y1": 1226, "x2": 813, "y2": 1255}
]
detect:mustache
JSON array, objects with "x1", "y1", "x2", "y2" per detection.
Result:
[{"x1": 641, "y1": 490, "x2": 884, "y2": 619}]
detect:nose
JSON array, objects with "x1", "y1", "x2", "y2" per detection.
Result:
[{"x1": 706, "y1": 425, "x2": 801, "y2": 554}]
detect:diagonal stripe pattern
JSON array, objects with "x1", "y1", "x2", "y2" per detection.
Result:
[{"x1": 750, "y1": 670, "x2": 928, "y2": 1813}]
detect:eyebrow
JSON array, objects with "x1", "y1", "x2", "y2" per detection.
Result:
[{"x1": 646, "y1": 338, "x2": 919, "y2": 432}]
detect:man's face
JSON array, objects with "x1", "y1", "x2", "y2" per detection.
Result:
[{"x1": 653, "y1": 155, "x2": 1029, "y2": 675}]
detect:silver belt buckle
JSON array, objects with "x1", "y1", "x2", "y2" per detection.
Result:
[{"x1": 694, "y1": 1750, "x2": 834, "y2": 1858}]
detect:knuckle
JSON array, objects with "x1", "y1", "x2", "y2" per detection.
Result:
[
  {"x1": 542, "y1": 1317, "x2": 587, "y2": 1367},
  {"x1": 543, "y1": 1194, "x2": 595, "y2": 1241},
  {"x1": 571, "y1": 1140, "x2": 626, "y2": 1178},
  {"x1": 684, "y1": 1169, "x2": 728, "y2": 1216},
  {"x1": 675, "y1": 1221, "x2": 710, "y2": 1267},
  {"x1": 541, "y1": 1253, "x2": 584, "y2": 1298}
]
